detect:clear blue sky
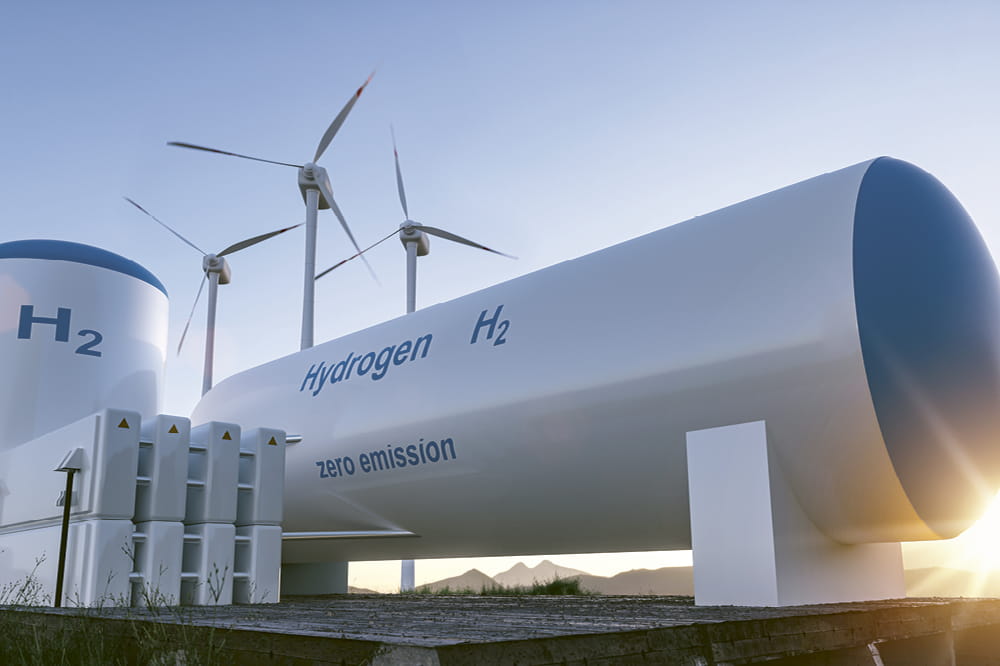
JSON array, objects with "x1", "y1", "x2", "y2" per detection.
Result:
[{"x1": 3, "y1": 1, "x2": 999, "y2": 590}]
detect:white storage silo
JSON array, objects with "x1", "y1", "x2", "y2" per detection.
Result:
[{"x1": 0, "y1": 240, "x2": 168, "y2": 451}]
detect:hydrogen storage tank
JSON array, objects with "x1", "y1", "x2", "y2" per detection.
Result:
[
  {"x1": 193, "y1": 157, "x2": 1000, "y2": 563},
  {"x1": 0, "y1": 240, "x2": 168, "y2": 450}
]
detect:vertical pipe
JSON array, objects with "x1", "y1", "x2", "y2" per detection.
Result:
[
  {"x1": 405, "y1": 240, "x2": 418, "y2": 314},
  {"x1": 54, "y1": 470, "x2": 75, "y2": 608},
  {"x1": 401, "y1": 559, "x2": 415, "y2": 593},
  {"x1": 202, "y1": 269, "x2": 220, "y2": 396},
  {"x1": 301, "y1": 188, "x2": 320, "y2": 350}
]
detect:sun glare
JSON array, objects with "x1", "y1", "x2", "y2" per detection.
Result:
[{"x1": 950, "y1": 490, "x2": 1000, "y2": 573}]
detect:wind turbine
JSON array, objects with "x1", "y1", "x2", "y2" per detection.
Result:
[
  {"x1": 391, "y1": 128, "x2": 516, "y2": 315},
  {"x1": 124, "y1": 197, "x2": 300, "y2": 395},
  {"x1": 391, "y1": 130, "x2": 516, "y2": 593},
  {"x1": 168, "y1": 72, "x2": 376, "y2": 350}
]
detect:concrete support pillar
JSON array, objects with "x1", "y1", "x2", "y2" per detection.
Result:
[{"x1": 686, "y1": 420, "x2": 906, "y2": 606}]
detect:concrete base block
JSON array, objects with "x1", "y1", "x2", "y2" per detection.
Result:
[
  {"x1": 686, "y1": 421, "x2": 906, "y2": 606},
  {"x1": 281, "y1": 561, "x2": 349, "y2": 595}
]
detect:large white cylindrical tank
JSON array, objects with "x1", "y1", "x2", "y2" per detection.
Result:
[
  {"x1": 0, "y1": 240, "x2": 168, "y2": 450},
  {"x1": 193, "y1": 157, "x2": 1000, "y2": 563}
]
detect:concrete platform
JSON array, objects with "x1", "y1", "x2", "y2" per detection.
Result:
[{"x1": 5, "y1": 595, "x2": 1000, "y2": 664}]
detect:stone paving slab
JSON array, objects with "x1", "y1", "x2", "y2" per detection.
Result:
[{"x1": 6, "y1": 596, "x2": 1000, "y2": 664}]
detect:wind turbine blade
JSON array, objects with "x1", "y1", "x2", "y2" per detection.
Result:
[
  {"x1": 177, "y1": 273, "x2": 208, "y2": 355},
  {"x1": 313, "y1": 71, "x2": 375, "y2": 163},
  {"x1": 391, "y1": 125, "x2": 409, "y2": 219},
  {"x1": 167, "y1": 142, "x2": 303, "y2": 169},
  {"x1": 316, "y1": 228, "x2": 398, "y2": 280},
  {"x1": 217, "y1": 223, "x2": 303, "y2": 257},
  {"x1": 318, "y1": 179, "x2": 380, "y2": 284},
  {"x1": 420, "y1": 226, "x2": 518, "y2": 259},
  {"x1": 123, "y1": 197, "x2": 207, "y2": 255}
]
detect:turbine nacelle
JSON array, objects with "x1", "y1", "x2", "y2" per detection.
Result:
[
  {"x1": 202, "y1": 254, "x2": 232, "y2": 284},
  {"x1": 399, "y1": 221, "x2": 430, "y2": 256},
  {"x1": 298, "y1": 162, "x2": 333, "y2": 210}
]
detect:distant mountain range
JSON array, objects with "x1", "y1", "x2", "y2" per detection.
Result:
[
  {"x1": 417, "y1": 559, "x2": 695, "y2": 596},
  {"x1": 410, "y1": 560, "x2": 1000, "y2": 598}
]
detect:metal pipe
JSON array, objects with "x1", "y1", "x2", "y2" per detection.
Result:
[{"x1": 282, "y1": 530, "x2": 417, "y2": 540}]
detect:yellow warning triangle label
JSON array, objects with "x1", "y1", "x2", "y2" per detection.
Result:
[
  {"x1": 118, "y1": 418, "x2": 130, "y2": 429},
  {"x1": 268, "y1": 436, "x2": 278, "y2": 446},
  {"x1": 222, "y1": 431, "x2": 232, "y2": 441},
  {"x1": 168, "y1": 424, "x2": 179, "y2": 434}
]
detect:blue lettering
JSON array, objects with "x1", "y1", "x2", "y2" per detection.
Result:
[
  {"x1": 331, "y1": 353, "x2": 352, "y2": 384},
  {"x1": 369, "y1": 449, "x2": 390, "y2": 471},
  {"x1": 425, "y1": 440, "x2": 440, "y2": 462},
  {"x1": 18, "y1": 305, "x2": 72, "y2": 342},
  {"x1": 372, "y1": 346, "x2": 395, "y2": 380},
  {"x1": 314, "y1": 440, "x2": 456, "y2": 479},
  {"x1": 394, "y1": 341, "x2": 412, "y2": 365},
  {"x1": 412, "y1": 334, "x2": 432, "y2": 360},
  {"x1": 470, "y1": 305, "x2": 503, "y2": 344},
  {"x1": 313, "y1": 363, "x2": 332, "y2": 396},
  {"x1": 356, "y1": 352, "x2": 376, "y2": 376},
  {"x1": 441, "y1": 438, "x2": 456, "y2": 461},
  {"x1": 301, "y1": 362, "x2": 324, "y2": 392}
]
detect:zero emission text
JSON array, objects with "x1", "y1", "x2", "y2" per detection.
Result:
[{"x1": 315, "y1": 437, "x2": 458, "y2": 480}]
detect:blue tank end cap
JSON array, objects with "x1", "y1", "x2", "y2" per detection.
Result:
[
  {"x1": 0, "y1": 239, "x2": 167, "y2": 297},
  {"x1": 854, "y1": 157, "x2": 1000, "y2": 535}
]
